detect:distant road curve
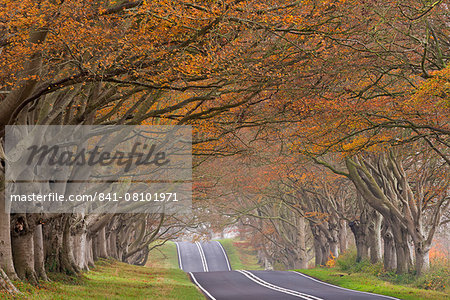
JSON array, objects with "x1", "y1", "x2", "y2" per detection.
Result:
[
  {"x1": 175, "y1": 241, "x2": 401, "y2": 300},
  {"x1": 175, "y1": 240, "x2": 231, "y2": 272}
]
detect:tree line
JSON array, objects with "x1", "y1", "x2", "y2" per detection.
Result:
[{"x1": 0, "y1": 0, "x2": 448, "y2": 294}]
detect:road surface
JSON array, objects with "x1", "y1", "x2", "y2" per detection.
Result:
[
  {"x1": 175, "y1": 241, "x2": 231, "y2": 272},
  {"x1": 175, "y1": 241, "x2": 401, "y2": 300}
]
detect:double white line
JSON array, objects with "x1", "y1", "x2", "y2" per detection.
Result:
[
  {"x1": 195, "y1": 241, "x2": 209, "y2": 272},
  {"x1": 237, "y1": 270, "x2": 323, "y2": 300}
]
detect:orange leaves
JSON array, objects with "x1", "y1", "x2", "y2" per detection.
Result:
[
  {"x1": 430, "y1": 241, "x2": 449, "y2": 262},
  {"x1": 325, "y1": 251, "x2": 337, "y2": 268},
  {"x1": 410, "y1": 66, "x2": 450, "y2": 110},
  {"x1": 304, "y1": 211, "x2": 330, "y2": 220}
]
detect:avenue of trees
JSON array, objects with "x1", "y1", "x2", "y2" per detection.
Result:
[{"x1": 0, "y1": 0, "x2": 448, "y2": 294}]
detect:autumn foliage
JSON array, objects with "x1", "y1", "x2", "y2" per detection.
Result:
[{"x1": 0, "y1": 0, "x2": 448, "y2": 294}]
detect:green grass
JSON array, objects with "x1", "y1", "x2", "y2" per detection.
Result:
[
  {"x1": 146, "y1": 241, "x2": 180, "y2": 269},
  {"x1": 216, "y1": 239, "x2": 264, "y2": 270},
  {"x1": 1, "y1": 258, "x2": 203, "y2": 299},
  {"x1": 296, "y1": 267, "x2": 449, "y2": 300}
]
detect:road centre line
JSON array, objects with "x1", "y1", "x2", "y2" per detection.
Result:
[
  {"x1": 237, "y1": 270, "x2": 323, "y2": 300},
  {"x1": 195, "y1": 241, "x2": 209, "y2": 272}
]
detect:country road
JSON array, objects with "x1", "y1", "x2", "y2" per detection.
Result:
[{"x1": 175, "y1": 241, "x2": 402, "y2": 300}]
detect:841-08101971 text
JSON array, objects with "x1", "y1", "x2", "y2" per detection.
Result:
[{"x1": 9, "y1": 192, "x2": 179, "y2": 203}]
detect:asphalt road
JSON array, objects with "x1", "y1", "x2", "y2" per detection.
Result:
[
  {"x1": 200, "y1": 241, "x2": 231, "y2": 272},
  {"x1": 175, "y1": 241, "x2": 231, "y2": 272},
  {"x1": 176, "y1": 241, "x2": 401, "y2": 300},
  {"x1": 175, "y1": 241, "x2": 205, "y2": 272}
]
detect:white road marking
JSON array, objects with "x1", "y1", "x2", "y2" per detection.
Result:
[
  {"x1": 189, "y1": 272, "x2": 217, "y2": 300},
  {"x1": 237, "y1": 270, "x2": 323, "y2": 300},
  {"x1": 290, "y1": 271, "x2": 401, "y2": 300},
  {"x1": 215, "y1": 241, "x2": 232, "y2": 271},
  {"x1": 195, "y1": 241, "x2": 209, "y2": 272},
  {"x1": 174, "y1": 242, "x2": 184, "y2": 270}
]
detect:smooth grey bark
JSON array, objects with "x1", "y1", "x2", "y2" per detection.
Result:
[
  {"x1": 97, "y1": 227, "x2": 108, "y2": 258},
  {"x1": 86, "y1": 237, "x2": 95, "y2": 268},
  {"x1": 349, "y1": 220, "x2": 369, "y2": 262},
  {"x1": 92, "y1": 235, "x2": 99, "y2": 261},
  {"x1": 368, "y1": 210, "x2": 382, "y2": 264},
  {"x1": 62, "y1": 215, "x2": 80, "y2": 274},
  {"x1": 415, "y1": 246, "x2": 431, "y2": 276},
  {"x1": 107, "y1": 231, "x2": 119, "y2": 260},
  {"x1": 313, "y1": 237, "x2": 323, "y2": 267},
  {"x1": 392, "y1": 225, "x2": 411, "y2": 274},
  {"x1": 382, "y1": 224, "x2": 396, "y2": 271},
  {"x1": 338, "y1": 219, "x2": 348, "y2": 254},
  {"x1": 297, "y1": 216, "x2": 308, "y2": 269},
  {"x1": 33, "y1": 224, "x2": 48, "y2": 281},
  {"x1": 0, "y1": 192, "x2": 17, "y2": 280},
  {"x1": 44, "y1": 216, "x2": 79, "y2": 275},
  {"x1": 72, "y1": 231, "x2": 89, "y2": 271},
  {"x1": 12, "y1": 231, "x2": 37, "y2": 284},
  {"x1": 312, "y1": 230, "x2": 329, "y2": 266},
  {"x1": 328, "y1": 223, "x2": 339, "y2": 259}
]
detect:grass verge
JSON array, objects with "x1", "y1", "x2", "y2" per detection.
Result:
[
  {"x1": 296, "y1": 267, "x2": 449, "y2": 300},
  {"x1": 146, "y1": 241, "x2": 180, "y2": 269},
  {"x1": 1, "y1": 258, "x2": 203, "y2": 299},
  {"x1": 216, "y1": 239, "x2": 264, "y2": 270}
]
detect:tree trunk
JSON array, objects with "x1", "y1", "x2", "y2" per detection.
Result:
[
  {"x1": 96, "y1": 227, "x2": 108, "y2": 258},
  {"x1": 320, "y1": 245, "x2": 329, "y2": 265},
  {"x1": 329, "y1": 230, "x2": 339, "y2": 259},
  {"x1": 12, "y1": 232, "x2": 38, "y2": 284},
  {"x1": 44, "y1": 216, "x2": 79, "y2": 275},
  {"x1": 44, "y1": 218, "x2": 62, "y2": 273},
  {"x1": 415, "y1": 245, "x2": 430, "y2": 276},
  {"x1": 61, "y1": 215, "x2": 79, "y2": 274},
  {"x1": 72, "y1": 231, "x2": 88, "y2": 271},
  {"x1": 0, "y1": 194, "x2": 17, "y2": 280},
  {"x1": 263, "y1": 257, "x2": 273, "y2": 270},
  {"x1": 92, "y1": 235, "x2": 99, "y2": 261},
  {"x1": 33, "y1": 224, "x2": 48, "y2": 281},
  {"x1": 329, "y1": 240, "x2": 339, "y2": 259},
  {"x1": 349, "y1": 220, "x2": 369, "y2": 262},
  {"x1": 368, "y1": 211, "x2": 382, "y2": 264},
  {"x1": 328, "y1": 222, "x2": 339, "y2": 258},
  {"x1": 108, "y1": 231, "x2": 118, "y2": 259},
  {"x1": 86, "y1": 237, "x2": 95, "y2": 267},
  {"x1": 382, "y1": 226, "x2": 396, "y2": 271},
  {"x1": 297, "y1": 217, "x2": 308, "y2": 269},
  {"x1": 392, "y1": 225, "x2": 410, "y2": 274},
  {"x1": 338, "y1": 220, "x2": 348, "y2": 254},
  {"x1": 117, "y1": 243, "x2": 124, "y2": 262},
  {"x1": 106, "y1": 234, "x2": 111, "y2": 257},
  {"x1": 394, "y1": 244, "x2": 409, "y2": 274},
  {"x1": 313, "y1": 237, "x2": 323, "y2": 267}
]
